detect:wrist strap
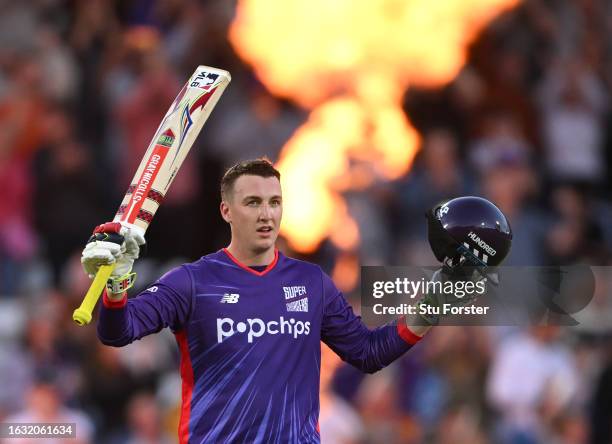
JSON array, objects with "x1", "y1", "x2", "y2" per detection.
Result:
[
  {"x1": 106, "y1": 272, "x2": 137, "y2": 294},
  {"x1": 102, "y1": 289, "x2": 127, "y2": 308}
]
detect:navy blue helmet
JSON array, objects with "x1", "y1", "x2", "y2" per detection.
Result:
[{"x1": 427, "y1": 196, "x2": 512, "y2": 268}]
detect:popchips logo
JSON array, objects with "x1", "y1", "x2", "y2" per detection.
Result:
[{"x1": 216, "y1": 317, "x2": 311, "y2": 343}]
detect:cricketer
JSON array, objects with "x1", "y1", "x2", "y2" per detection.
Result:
[{"x1": 81, "y1": 158, "x2": 511, "y2": 443}]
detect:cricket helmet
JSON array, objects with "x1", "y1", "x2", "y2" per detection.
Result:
[{"x1": 427, "y1": 196, "x2": 512, "y2": 268}]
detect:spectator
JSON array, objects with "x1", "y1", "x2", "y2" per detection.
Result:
[
  {"x1": 0, "y1": 55, "x2": 46, "y2": 294},
  {"x1": 395, "y1": 128, "x2": 472, "y2": 241},
  {"x1": 32, "y1": 105, "x2": 107, "y2": 285},
  {"x1": 80, "y1": 343, "x2": 143, "y2": 443},
  {"x1": 479, "y1": 150, "x2": 549, "y2": 266},
  {"x1": 487, "y1": 326, "x2": 580, "y2": 444},
  {"x1": 589, "y1": 343, "x2": 612, "y2": 444},
  {"x1": 1, "y1": 371, "x2": 93, "y2": 444},
  {"x1": 122, "y1": 392, "x2": 174, "y2": 444},
  {"x1": 538, "y1": 57, "x2": 608, "y2": 185}
]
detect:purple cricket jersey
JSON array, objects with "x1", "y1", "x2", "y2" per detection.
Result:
[{"x1": 97, "y1": 249, "x2": 421, "y2": 443}]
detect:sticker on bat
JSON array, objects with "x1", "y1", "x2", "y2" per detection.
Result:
[
  {"x1": 190, "y1": 71, "x2": 220, "y2": 90},
  {"x1": 157, "y1": 129, "x2": 175, "y2": 147}
]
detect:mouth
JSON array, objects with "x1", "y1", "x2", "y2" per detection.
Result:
[{"x1": 256, "y1": 226, "x2": 274, "y2": 234}]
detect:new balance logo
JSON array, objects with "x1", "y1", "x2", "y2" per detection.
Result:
[{"x1": 220, "y1": 293, "x2": 240, "y2": 303}]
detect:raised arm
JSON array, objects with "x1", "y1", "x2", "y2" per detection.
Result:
[
  {"x1": 320, "y1": 271, "x2": 423, "y2": 374},
  {"x1": 80, "y1": 221, "x2": 193, "y2": 346},
  {"x1": 97, "y1": 265, "x2": 194, "y2": 346}
]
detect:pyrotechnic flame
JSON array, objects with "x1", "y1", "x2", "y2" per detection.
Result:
[{"x1": 230, "y1": 0, "x2": 518, "y2": 253}]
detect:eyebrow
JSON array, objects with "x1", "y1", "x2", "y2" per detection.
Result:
[{"x1": 241, "y1": 195, "x2": 282, "y2": 202}]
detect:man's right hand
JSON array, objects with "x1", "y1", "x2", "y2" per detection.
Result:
[
  {"x1": 81, "y1": 224, "x2": 125, "y2": 278},
  {"x1": 81, "y1": 222, "x2": 145, "y2": 296}
]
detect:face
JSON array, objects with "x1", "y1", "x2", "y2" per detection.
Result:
[{"x1": 220, "y1": 175, "x2": 282, "y2": 254}]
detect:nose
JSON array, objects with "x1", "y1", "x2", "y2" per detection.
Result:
[{"x1": 259, "y1": 203, "x2": 272, "y2": 220}]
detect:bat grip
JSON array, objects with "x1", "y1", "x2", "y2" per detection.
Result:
[{"x1": 72, "y1": 263, "x2": 117, "y2": 326}]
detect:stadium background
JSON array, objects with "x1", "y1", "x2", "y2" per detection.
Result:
[{"x1": 0, "y1": 0, "x2": 611, "y2": 443}]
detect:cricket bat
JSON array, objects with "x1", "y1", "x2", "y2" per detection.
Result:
[{"x1": 73, "y1": 65, "x2": 231, "y2": 326}]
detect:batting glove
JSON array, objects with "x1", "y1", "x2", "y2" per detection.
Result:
[{"x1": 81, "y1": 222, "x2": 146, "y2": 296}]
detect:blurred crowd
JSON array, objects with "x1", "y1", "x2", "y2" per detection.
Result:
[{"x1": 0, "y1": 0, "x2": 611, "y2": 443}]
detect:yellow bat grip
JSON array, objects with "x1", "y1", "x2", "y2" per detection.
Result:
[{"x1": 72, "y1": 263, "x2": 116, "y2": 326}]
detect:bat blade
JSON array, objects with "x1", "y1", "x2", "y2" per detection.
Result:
[
  {"x1": 114, "y1": 65, "x2": 231, "y2": 235},
  {"x1": 73, "y1": 65, "x2": 230, "y2": 326}
]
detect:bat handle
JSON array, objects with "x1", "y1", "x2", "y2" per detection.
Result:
[{"x1": 72, "y1": 263, "x2": 116, "y2": 326}]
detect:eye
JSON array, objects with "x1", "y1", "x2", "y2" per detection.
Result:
[
  {"x1": 270, "y1": 199, "x2": 282, "y2": 206},
  {"x1": 247, "y1": 200, "x2": 259, "y2": 206}
]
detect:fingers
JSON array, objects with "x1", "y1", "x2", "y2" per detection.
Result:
[
  {"x1": 123, "y1": 237, "x2": 141, "y2": 260},
  {"x1": 88, "y1": 232, "x2": 125, "y2": 246},
  {"x1": 92, "y1": 221, "x2": 145, "y2": 242},
  {"x1": 119, "y1": 225, "x2": 146, "y2": 246},
  {"x1": 82, "y1": 256, "x2": 112, "y2": 278},
  {"x1": 84, "y1": 240, "x2": 124, "y2": 258},
  {"x1": 83, "y1": 222, "x2": 145, "y2": 279},
  {"x1": 81, "y1": 241, "x2": 124, "y2": 276},
  {"x1": 134, "y1": 233, "x2": 146, "y2": 246}
]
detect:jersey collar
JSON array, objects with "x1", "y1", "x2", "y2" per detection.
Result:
[{"x1": 222, "y1": 248, "x2": 279, "y2": 277}]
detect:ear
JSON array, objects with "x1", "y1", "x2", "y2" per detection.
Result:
[{"x1": 220, "y1": 200, "x2": 231, "y2": 223}]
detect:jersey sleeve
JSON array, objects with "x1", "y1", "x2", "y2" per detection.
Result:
[
  {"x1": 97, "y1": 265, "x2": 195, "y2": 346},
  {"x1": 320, "y1": 270, "x2": 421, "y2": 373}
]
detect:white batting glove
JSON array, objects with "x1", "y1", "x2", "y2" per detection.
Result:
[{"x1": 81, "y1": 222, "x2": 146, "y2": 297}]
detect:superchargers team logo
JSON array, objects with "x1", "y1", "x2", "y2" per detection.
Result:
[{"x1": 283, "y1": 285, "x2": 308, "y2": 312}]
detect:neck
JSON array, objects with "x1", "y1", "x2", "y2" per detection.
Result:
[{"x1": 226, "y1": 242, "x2": 275, "y2": 266}]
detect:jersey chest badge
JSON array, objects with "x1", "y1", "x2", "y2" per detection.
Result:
[{"x1": 283, "y1": 285, "x2": 308, "y2": 312}]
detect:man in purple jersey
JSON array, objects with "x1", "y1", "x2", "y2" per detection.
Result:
[{"x1": 81, "y1": 159, "x2": 434, "y2": 443}]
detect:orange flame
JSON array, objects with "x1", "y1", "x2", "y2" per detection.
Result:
[
  {"x1": 331, "y1": 252, "x2": 360, "y2": 293},
  {"x1": 230, "y1": 0, "x2": 519, "y2": 253}
]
